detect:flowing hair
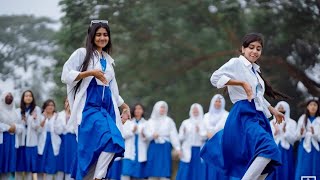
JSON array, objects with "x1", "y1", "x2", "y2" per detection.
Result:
[{"x1": 73, "y1": 22, "x2": 112, "y2": 98}]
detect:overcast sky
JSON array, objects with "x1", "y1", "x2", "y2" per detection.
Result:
[{"x1": 0, "y1": 0, "x2": 62, "y2": 20}]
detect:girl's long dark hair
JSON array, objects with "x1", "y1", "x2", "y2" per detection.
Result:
[
  {"x1": 73, "y1": 22, "x2": 112, "y2": 98},
  {"x1": 20, "y1": 90, "x2": 36, "y2": 120},
  {"x1": 131, "y1": 103, "x2": 145, "y2": 119},
  {"x1": 241, "y1": 33, "x2": 289, "y2": 99},
  {"x1": 304, "y1": 99, "x2": 320, "y2": 127},
  {"x1": 42, "y1": 99, "x2": 56, "y2": 113}
]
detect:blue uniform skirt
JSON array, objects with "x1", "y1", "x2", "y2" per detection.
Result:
[
  {"x1": 106, "y1": 159, "x2": 122, "y2": 180},
  {"x1": 0, "y1": 132, "x2": 16, "y2": 173},
  {"x1": 200, "y1": 100, "x2": 281, "y2": 178},
  {"x1": 57, "y1": 133, "x2": 77, "y2": 173},
  {"x1": 176, "y1": 147, "x2": 205, "y2": 180},
  {"x1": 295, "y1": 140, "x2": 320, "y2": 180},
  {"x1": 16, "y1": 146, "x2": 39, "y2": 172},
  {"x1": 71, "y1": 79, "x2": 125, "y2": 180},
  {"x1": 146, "y1": 140, "x2": 172, "y2": 178},
  {"x1": 267, "y1": 145, "x2": 294, "y2": 180},
  {"x1": 122, "y1": 159, "x2": 147, "y2": 178},
  {"x1": 38, "y1": 132, "x2": 58, "y2": 174}
]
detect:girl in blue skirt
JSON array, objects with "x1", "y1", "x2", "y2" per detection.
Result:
[
  {"x1": 144, "y1": 101, "x2": 181, "y2": 180},
  {"x1": 61, "y1": 20, "x2": 130, "y2": 180},
  {"x1": 0, "y1": 92, "x2": 23, "y2": 179},
  {"x1": 121, "y1": 103, "x2": 148, "y2": 180},
  {"x1": 200, "y1": 33, "x2": 288, "y2": 180},
  {"x1": 268, "y1": 101, "x2": 297, "y2": 180},
  {"x1": 15, "y1": 90, "x2": 42, "y2": 180},
  {"x1": 295, "y1": 99, "x2": 320, "y2": 180},
  {"x1": 56, "y1": 98, "x2": 77, "y2": 180},
  {"x1": 38, "y1": 99, "x2": 62, "y2": 180},
  {"x1": 176, "y1": 103, "x2": 207, "y2": 180}
]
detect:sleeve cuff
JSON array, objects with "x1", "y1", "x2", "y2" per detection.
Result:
[
  {"x1": 216, "y1": 75, "x2": 231, "y2": 88},
  {"x1": 117, "y1": 95, "x2": 124, "y2": 107}
]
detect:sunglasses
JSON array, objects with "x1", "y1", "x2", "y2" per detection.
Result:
[{"x1": 90, "y1": 20, "x2": 109, "y2": 26}]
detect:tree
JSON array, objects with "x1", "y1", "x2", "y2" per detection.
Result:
[{"x1": 0, "y1": 15, "x2": 57, "y2": 102}]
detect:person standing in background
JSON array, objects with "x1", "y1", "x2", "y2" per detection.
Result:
[
  {"x1": 268, "y1": 101, "x2": 297, "y2": 180},
  {"x1": 15, "y1": 90, "x2": 42, "y2": 180},
  {"x1": 176, "y1": 103, "x2": 207, "y2": 180},
  {"x1": 144, "y1": 101, "x2": 181, "y2": 180}
]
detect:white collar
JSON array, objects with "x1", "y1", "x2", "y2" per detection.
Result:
[{"x1": 239, "y1": 55, "x2": 261, "y2": 73}]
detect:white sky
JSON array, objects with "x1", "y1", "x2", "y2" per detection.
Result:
[{"x1": 0, "y1": 0, "x2": 62, "y2": 20}]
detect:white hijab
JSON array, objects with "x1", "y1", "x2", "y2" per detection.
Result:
[
  {"x1": 207, "y1": 94, "x2": 227, "y2": 125},
  {"x1": 275, "y1": 101, "x2": 290, "y2": 120},
  {"x1": 150, "y1": 101, "x2": 168, "y2": 120},
  {"x1": 0, "y1": 92, "x2": 18, "y2": 125},
  {"x1": 189, "y1": 103, "x2": 204, "y2": 123}
]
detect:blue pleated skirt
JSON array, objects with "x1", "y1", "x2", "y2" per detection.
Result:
[
  {"x1": 38, "y1": 132, "x2": 58, "y2": 174},
  {"x1": 176, "y1": 147, "x2": 206, "y2": 180},
  {"x1": 295, "y1": 140, "x2": 320, "y2": 180},
  {"x1": 71, "y1": 79, "x2": 125, "y2": 180},
  {"x1": 106, "y1": 159, "x2": 122, "y2": 180},
  {"x1": 267, "y1": 145, "x2": 295, "y2": 180},
  {"x1": 57, "y1": 133, "x2": 77, "y2": 173},
  {"x1": 0, "y1": 132, "x2": 16, "y2": 173},
  {"x1": 200, "y1": 100, "x2": 281, "y2": 178},
  {"x1": 146, "y1": 140, "x2": 172, "y2": 178},
  {"x1": 122, "y1": 158, "x2": 147, "y2": 178}
]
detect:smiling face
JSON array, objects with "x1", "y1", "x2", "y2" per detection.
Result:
[
  {"x1": 307, "y1": 101, "x2": 318, "y2": 116},
  {"x1": 94, "y1": 27, "x2": 109, "y2": 51},
  {"x1": 241, "y1": 41, "x2": 262, "y2": 63},
  {"x1": 23, "y1": 91, "x2": 33, "y2": 105}
]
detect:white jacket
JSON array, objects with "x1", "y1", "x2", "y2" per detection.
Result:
[
  {"x1": 61, "y1": 48, "x2": 124, "y2": 137},
  {"x1": 15, "y1": 106, "x2": 42, "y2": 147},
  {"x1": 296, "y1": 114, "x2": 320, "y2": 153},
  {"x1": 123, "y1": 118, "x2": 148, "y2": 162},
  {"x1": 37, "y1": 113, "x2": 62, "y2": 156}
]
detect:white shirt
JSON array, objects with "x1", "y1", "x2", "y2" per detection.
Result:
[
  {"x1": 61, "y1": 48, "x2": 124, "y2": 136},
  {"x1": 122, "y1": 118, "x2": 148, "y2": 162},
  {"x1": 15, "y1": 106, "x2": 42, "y2": 147},
  {"x1": 296, "y1": 114, "x2": 320, "y2": 153},
  {"x1": 37, "y1": 113, "x2": 62, "y2": 156},
  {"x1": 210, "y1": 55, "x2": 271, "y2": 118},
  {"x1": 179, "y1": 118, "x2": 206, "y2": 162},
  {"x1": 57, "y1": 110, "x2": 76, "y2": 134},
  {"x1": 144, "y1": 116, "x2": 181, "y2": 151}
]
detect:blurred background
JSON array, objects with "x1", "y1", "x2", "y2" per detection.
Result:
[{"x1": 0, "y1": 0, "x2": 319, "y2": 125}]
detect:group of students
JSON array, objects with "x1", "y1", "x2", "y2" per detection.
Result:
[{"x1": 0, "y1": 90, "x2": 76, "y2": 180}]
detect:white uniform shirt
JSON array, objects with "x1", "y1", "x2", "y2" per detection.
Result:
[
  {"x1": 61, "y1": 48, "x2": 124, "y2": 136},
  {"x1": 122, "y1": 118, "x2": 148, "y2": 162},
  {"x1": 296, "y1": 114, "x2": 320, "y2": 153},
  {"x1": 179, "y1": 103, "x2": 206, "y2": 162},
  {"x1": 210, "y1": 55, "x2": 271, "y2": 118},
  {"x1": 270, "y1": 101, "x2": 297, "y2": 150}
]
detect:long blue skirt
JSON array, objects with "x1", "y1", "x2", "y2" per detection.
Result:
[
  {"x1": 57, "y1": 133, "x2": 77, "y2": 173},
  {"x1": 146, "y1": 141, "x2": 172, "y2": 178},
  {"x1": 16, "y1": 146, "x2": 39, "y2": 172},
  {"x1": 106, "y1": 159, "x2": 122, "y2": 180},
  {"x1": 295, "y1": 140, "x2": 320, "y2": 180},
  {"x1": 71, "y1": 79, "x2": 125, "y2": 180},
  {"x1": 38, "y1": 132, "x2": 58, "y2": 174},
  {"x1": 122, "y1": 159, "x2": 147, "y2": 178},
  {"x1": 0, "y1": 132, "x2": 16, "y2": 173},
  {"x1": 200, "y1": 100, "x2": 281, "y2": 178},
  {"x1": 176, "y1": 147, "x2": 205, "y2": 180},
  {"x1": 267, "y1": 145, "x2": 294, "y2": 180}
]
